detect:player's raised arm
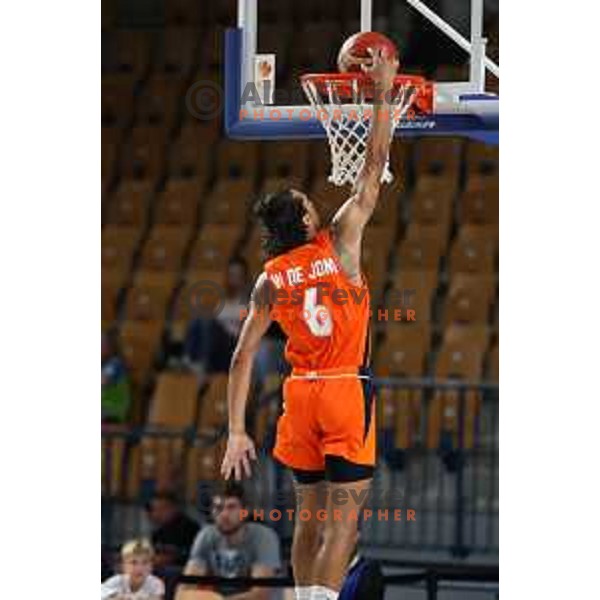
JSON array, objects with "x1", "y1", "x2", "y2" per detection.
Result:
[
  {"x1": 330, "y1": 49, "x2": 399, "y2": 281},
  {"x1": 221, "y1": 273, "x2": 273, "y2": 481}
]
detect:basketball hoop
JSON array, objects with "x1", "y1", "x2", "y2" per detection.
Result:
[{"x1": 301, "y1": 73, "x2": 433, "y2": 187}]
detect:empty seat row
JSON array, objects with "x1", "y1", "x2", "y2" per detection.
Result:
[
  {"x1": 376, "y1": 322, "x2": 497, "y2": 379},
  {"x1": 378, "y1": 386, "x2": 482, "y2": 450}
]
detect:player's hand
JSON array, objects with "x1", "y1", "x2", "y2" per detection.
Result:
[
  {"x1": 220, "y1": 431, "x2": 257, "y2": 480},
  {"x1": 362, "y1": 47, "x2": 399, "y2": 89}
]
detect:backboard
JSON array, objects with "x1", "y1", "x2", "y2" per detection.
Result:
[{"x1": 224, "y1": 0, "x2": 499, "y2": 144}]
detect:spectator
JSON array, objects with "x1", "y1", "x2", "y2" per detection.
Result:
[
  {"x1": 184, "y1": 257, "x2": 251, "y2": 376},
  {"x1": 183, "y1": 257, "x2": 284, "y2": 384},
  {"x1": 101, "y1": 539, "x2": 165, "y2": 599},
  {"x1": 176, "y1": 482, "x2": 281, "y2": 600},
  {"x1": 102, "y1": 329, "x2": 131, "y2": 423},
  {"x1": 146, "y1": 492, "x2": 200, "y2": 569}
]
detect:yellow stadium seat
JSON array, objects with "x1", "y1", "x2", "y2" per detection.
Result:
[
  {"x1": 489, "y1": 341, "x2": 499, "y2": 381},
  {"x1": 436, "y1": 342, "x2": 484, "y2": 381},
  {"x1": 132, "y1": 270, "x2": 180, "y2": 291},
  {"x1": 460, "y1": 176, "x2": 499, "y2": 225},
  {"x1": 375, "y1": 338, "x2": 427, "y2": 377},
  {"x1": 115, "y1": 30, "x2": 155, "y2": 77},
  {"x1": 198, "y1": 374, "x2": 229, "y2": 435},
  {"x1": 138, "y1": 225, "x2": 193, "y2": 273},
  {"x1": 154, "y1": 178, "x2": 204, "y2": 226},
  {"x1": 202, "y1": 179, "x2": 253, "y2": 225},
  {"x1": 216, "y1": 140, "x2": 259, "y2": 181},
  {"x1": 102, "y1": 432, "x2": 126, "y2": 497},
  {"x1": 382, "y1": 282, "x2": 433, "y2": 326},
  {"x1": 102, "y1": 226, "x2": 142, "y2": 278},
  {"x1": 185, "y1": 439, "x2": 227, "y2": 503},
  {"x1": 105, "y1": 180, "x2": 154, "y2": 226},
  {"x1": 309, "y1": 180, "x2": 345, "y2": 224},
  {"x1": 443, "y1": 323, "x2": 490, "y2": 351},
  {"x1": 449, "y1": 225, "x2": 497, "y2": 277},
  {"x1": 375, "y1": 320, "x2": 431, "y2": 375},
  {"x1": 465, "y1": 141, "x2": 499, "y2": 179},
  {"x1": 102, "y1": 74, "x2": 135, "y2": 127},
  {"x1": 254, "y1": 397, "x2": 280, "y2": 449},
  {"x1": 168, "y1": 121, "x2": 214, "y2": 179},
  {"x1": 362, "y1": 225, "x2": 394, "y2": 291},
  {"x1": 389, "y1": 269, "x2": 438, "y2": 298},
  {"x1": 121, "y1": 126, "x2": 167, "y2": 181},
  {"x1": 371, "y1": 181, "x2": 402, "y2": 227},
  {"x1": 394, "y1": 388, "x2": 424, "y2": 450},
  {"x1": 263, "y1": 141, "x2": 310, "y2": 183},
  {"x1": 170, "y1": 273, "x2": 227, "y2": 342},
  {"x1": 397, "y1": 231, "x2": 442, "y2": 271},
  {"x1": 443, "y1": 279, "x2": 492, "y2": 325},
  {"x1": 129, "y1": 371, "x2": 200, "y2": 497},
  {"x1": 166, "y1": 0, "x2": 203, "y2": 25},
  {"x1": 413, "y1": 137, "x2": 463, "y2": 190},
  {"x1": 241, "y1": 227, "x2": 264, "y2": 278},
  {"x1": 199, "y1": 26, "x2": 223, "y2": 70},
  {"x1": 148, "y1": 371, "x2": 200, "y2": 427},
  {"x1": 403, "y1": 222, "x2": 449, "y2": 259},
  {"x1": 187, "y1": 225, "x2": 241, "y2": 272},
  {"x1": 124, "y1": 281, "x2": 174, "y2": 323},
  {"x1": 102, "y1": 127, "x2": 122, "y2": 179},
  {"x1": 260, "y1": 177, "x2": 304, "y2": 196},
  {"x1": 411, "y1": 174, "x2": 455, "y2": 214},
  {"x1": 427, "y1": 388, "x2": 481, "y2": 449},
  {"x1": 136, "y1": 74, "x2": 186, "y2": 128},
  {"x1": 310, "y1": 141, "x2": 334, "y2": 180},
  {"x1": 377, "y1": 387, "x2": 398, "y2": 430},
  {"x1": 102, "y1": 280, "x2": 122, "y2": 325},
  {"x1": 119, "y1": 321, "x2": 163, "y2": 385},
  {"x1": 157, "y1": 27, "x2": 200, "y2": 74}
]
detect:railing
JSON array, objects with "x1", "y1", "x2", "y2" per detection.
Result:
[
  {"x1": 102, "y1": 378, "x2": 498, "y2": 560},
  {"x1": 175, "y1": 564, "x2": 499, "y2": 600}
]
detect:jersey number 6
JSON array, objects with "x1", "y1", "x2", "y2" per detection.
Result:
[{"x1": 303, "y1": 287, "x2": 333, "y2": 337}]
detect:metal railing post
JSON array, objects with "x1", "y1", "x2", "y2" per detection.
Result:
[
  {"x1": 426, "y1": 571, "x2": 438, "y2": 600},
  {"x1": 452, "y1": 385, "x2": 468, "y2": 557}
]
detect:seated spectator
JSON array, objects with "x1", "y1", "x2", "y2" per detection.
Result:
[
  {"x1": 183, "y1": 257, "x2": 250, "y2": 377},
  {"x1": 176, "y1": 482, "x2": 281, "y2": 600},
  {"x1": 102, "y1": 329, "x2": 131, "y2": 423},
  {"x1": 146, "y1": 491, "x2": 200, "y2": 570},
  {"x1": 101, "y1": 539, "x2": 165, "y2": 599}
]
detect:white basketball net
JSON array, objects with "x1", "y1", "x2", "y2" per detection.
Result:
[{"x1": 302, "y1": 76, "x2": 419, "y2": 187}]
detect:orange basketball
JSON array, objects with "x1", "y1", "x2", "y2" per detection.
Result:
[{"x1": 337, "y1": 31, "x2": 399, "y2": 73}]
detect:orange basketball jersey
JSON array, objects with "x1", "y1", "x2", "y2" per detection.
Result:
[{"x1": 263, "y1": 229, "x2": 371, "y2": 370}]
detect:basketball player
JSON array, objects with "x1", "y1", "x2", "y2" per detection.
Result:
[{"x1": 221, "y1": 48, "x2": 398, "y2": 600}]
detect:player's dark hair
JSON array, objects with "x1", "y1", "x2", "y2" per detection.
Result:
[{"x1": 253, "y1": 189, "x2": 309, "y2": 259}]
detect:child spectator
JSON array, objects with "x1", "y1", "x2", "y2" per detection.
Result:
[{"x1": 101, "y1": 539, "x2": 165, "y2": 599}]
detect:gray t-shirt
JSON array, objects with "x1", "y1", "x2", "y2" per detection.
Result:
[{"x1": 188, "y1": 522, "x2": 281, "y2": 596}]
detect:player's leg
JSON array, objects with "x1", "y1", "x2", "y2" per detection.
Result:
[
  {"x1": 272, "y1": 378, "x2": 326, "y2": 599},
  {"x1": 310, "y1": 376, "x2": 377, "y2": 598},
  {"x1": 311, "y1": 459, "x2": 373, "y2": 596},
  {"x1": 291, "y1": 471, "x2": 326, "y2": 599}
]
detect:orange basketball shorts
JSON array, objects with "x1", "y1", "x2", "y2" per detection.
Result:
[{"x1": 272, "y1": 367, "x2": 376, "y2": 472}]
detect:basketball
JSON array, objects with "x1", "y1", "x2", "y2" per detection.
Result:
[{"x1": 337, "y1": 31, "x2": 399, "y2": 73}]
